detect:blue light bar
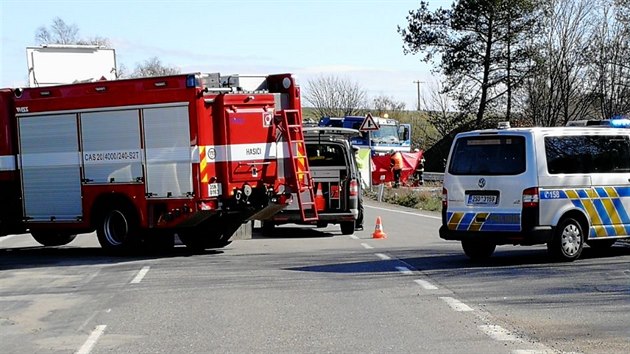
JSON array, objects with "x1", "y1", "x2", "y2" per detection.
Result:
[
  {"x1": 610, "y1": 118, "x2": 630, "y2": 128},
  {"x1": 186, "y1": 74, "x2": 197, "y2": 88}
]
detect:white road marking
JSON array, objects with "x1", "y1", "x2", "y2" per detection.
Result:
[
  {"x1": 375, "y1": 253, "x2": 391, "y2": 260},
  {"x1": 479, "y1": 325, "x2": 522, "y2": 342},
  {"x1": 365, "y1": 204, "x2": 441, "y2": 220},
  {"x1": 348, "y1": 234, "x2": 359, "y2": 240},
  {"x1": 395, "y1": 266, "x2": 413, "y2": 275},
  {"x1": 439, "y1": 296, "x2": 474, "y2": 312},
  {"x1": 360, "y1": 243, "x2": 373, "y2": 249},
  {"x1": 414, "y1": 279, "x2": 439, "y2": 290},
  {"x1": 75, "y1": 325, "x2": 106, "y2": 354},
  {"x1": 130, "y1": 266, "x2": 150, "y2": 284},
  {"x1": 511, "y1": 350, "x2": 557, "y2": 354}
]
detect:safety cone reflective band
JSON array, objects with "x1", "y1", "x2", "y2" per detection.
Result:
[
  {"x1": 372, "y1": 216, "x2": 387, "y2": 239},
  {"x1": 315, "y1": 183, "x2": 326, "y2": 211}
]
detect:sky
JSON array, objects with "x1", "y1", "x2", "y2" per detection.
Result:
[{"x1": 0, "y1": 0, "x2": 451, "y2": 109}]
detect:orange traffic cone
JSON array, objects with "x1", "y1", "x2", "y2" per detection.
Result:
[
  {"x1": 372, "y1": 216, "x2": 387, "y2": 239},
  {"x1": 315, "y1": 183, "x2": 326, "y2": 211}
]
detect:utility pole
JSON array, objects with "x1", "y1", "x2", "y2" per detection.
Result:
[{"x1": 413, "y1": 80, "x2": 423, "y2": 111}]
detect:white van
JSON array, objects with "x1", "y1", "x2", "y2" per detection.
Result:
[{"x1": 440, "y1": 125, "x2": 630, "y2": 261}]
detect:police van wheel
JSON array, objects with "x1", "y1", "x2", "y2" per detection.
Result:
[
  {"x1": 548, "y1": 217, "x2": 584, "y2": 261},
  {"x1": 31, "y1": 232, "x2": 77, "y2": 246},
  {"x1": 461, "y1": 240, "x2": 496, "y2": 261},
  {"x1": 96, "y1": 206, "x2": 139, "y2": 252}
]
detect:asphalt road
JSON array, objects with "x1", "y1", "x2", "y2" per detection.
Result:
[{"x1": 1, "y1": 199, "x2": 629, "y2": 354}]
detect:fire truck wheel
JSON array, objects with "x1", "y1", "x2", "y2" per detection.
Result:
[
  {"x1": 144, "y1": 231, "x2": 175, "y2": 253},
  {"x1": 96, "y1": 206, "x2": 139, "y2": 251},
  {"x1": 340, "y1": 222, "x2": 355, "y2": 235},
  {"x1": 30, "y1": 232, "x2": 77, "y2": 247},
  {"x1": 261, "y1": 221, "x2": 275, "y2": 237},
  {"x1": 176, "y1": 231, "x2": 210, "y2": 252}
]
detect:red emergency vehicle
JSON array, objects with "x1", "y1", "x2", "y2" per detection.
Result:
[{"x1": 0, "y1": 73, "x2": 318, "y2": 252}]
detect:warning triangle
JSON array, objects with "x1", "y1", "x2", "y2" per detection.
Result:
[{"x1": 359, "y1": 113, "x2": 380, "y2": 131}]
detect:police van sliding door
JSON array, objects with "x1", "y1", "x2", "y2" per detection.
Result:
[
  {"x1": 142, "y1": 105, "x2": 192, "y2": 198},
  {"x1": 543, "y1": 134, "x2": 630, "y2": 239},
  {"x1": 18, "y1": 114, "x2": 82, "y2": 221}
]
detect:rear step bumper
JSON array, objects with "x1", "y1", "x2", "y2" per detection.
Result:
[
  {"x1": 439, "y1": 225, "x2": 553, "y2": 245},
  {"x1": 270, "y1": 209, "x2": 358, "y2": 223}
]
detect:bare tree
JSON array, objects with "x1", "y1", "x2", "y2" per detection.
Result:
[
  {"x1": 520, "y1": 0, "x2": 599, "y2": 126},
  {"x1": 372, "y1": 95, "x2": 406, "y2": 119},
  {"x1": 303, "y1": 75, "x2": 367, "y2": 118},
  {"x1": 129, "y1": 57, "x2": 180, "y2": 78},
  {"x1": 417, "y1": 80, "x2": 475, "y2": 147},
  {"x1": 585, "y1": 2, "x2": 630, "y2": 119},
  {"x1": 35, "y1": 17, "x2": 110, "y2": 46},
  {"x1": 35, "y1": 17, "x2": 79, "y2": 45}
]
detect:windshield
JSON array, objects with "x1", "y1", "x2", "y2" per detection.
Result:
[{"x1": 371, "y1": 125, "x2": 399, "y2": 143}]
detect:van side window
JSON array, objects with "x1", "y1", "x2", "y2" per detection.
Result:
[{"x1": 545, "y1": 135, "x2": 630, "y2": 174}]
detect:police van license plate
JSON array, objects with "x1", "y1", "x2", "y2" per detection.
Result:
[
  {"x1": 467, "y1": 194, "x2": 498, "y2": 205},
  {"x1": 208, "y1": 183, "x2": 221, "y2": 197}
]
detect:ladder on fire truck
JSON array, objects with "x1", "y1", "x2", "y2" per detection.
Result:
[{"x1": 275, "y1": 109, "x2": 319, "y2": 222}]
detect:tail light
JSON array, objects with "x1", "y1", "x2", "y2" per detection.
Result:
[
  {"x1": 522, "y1": 187, "x2": 539, "y2": 208},
  {"x1": 349, "y1": 179, "x2": 358, "y2": 197},
  {"x1": 442, "y1": 187, "x2": 448, "y2": 208}
]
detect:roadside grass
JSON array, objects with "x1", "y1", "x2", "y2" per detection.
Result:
[{"x1": 365, "y1": 184, "x2": 442, "y2": 211}]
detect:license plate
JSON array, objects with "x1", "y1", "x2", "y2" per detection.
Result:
[
  {"x1": 467, "y1": 194, "x2": 497, "y2": 205},
  {"x1": 208, "y1": 183, "x2": 221, "y2": 197}
]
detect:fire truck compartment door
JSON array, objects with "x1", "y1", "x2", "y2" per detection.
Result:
[
  {"x1": 224, "y1": 109, "x2": 275, "y2": 183},
  {"x1": 143, "y1": 105, "x2": 192, "y2": 198},
  {"x1": 19, "y1": 114, "x2": 82, "y2": 221},
  {"x1": 81, "y1": 110, "x2": 142, "y2": 184}
]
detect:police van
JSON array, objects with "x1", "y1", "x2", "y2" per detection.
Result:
[{"x1": 439, "y1": 123, "x2": 630, "y2": 261}]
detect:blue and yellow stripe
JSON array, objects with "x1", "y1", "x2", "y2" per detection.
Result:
[
  {"x1": 541, "y1": 186, "x2": 630, "y2": 238},
  {"x1": 447, "y1": 212, "x2": 520, "y2": 232}
]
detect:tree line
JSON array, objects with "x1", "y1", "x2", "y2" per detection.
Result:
[{"x1": 398, "y1": 0, "x2": 630, "y2": 128}]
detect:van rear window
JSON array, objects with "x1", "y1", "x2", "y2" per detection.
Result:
[
  {"x1": 545, "y1": 135, "x2": 630, "y2": 174},
  {"x1": 306, "y1": 143, "x2": 347, "y2": 167},
  {"x1": 449, "y1": 136, "x2": 526, "y2": 175}
]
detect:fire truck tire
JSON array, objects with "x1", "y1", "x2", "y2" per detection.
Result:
[
  {"x1": 30, "y1": 232, "x2": 77, "y2": 246},
  {"x1": 261, "y1": 221, "x2": 275, "y2": 237},
  {"x1": 340, "y1": 222, "x2": 355, "y2": 235},
  {"x1": 144, "y1": 231, "x2": 175, "y2": 253},
  {"x1": 96, "y1": 206, "x2": 139, "y2": 251}
]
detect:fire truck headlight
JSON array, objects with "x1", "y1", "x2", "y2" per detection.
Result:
[{"x1": 243, "y1": 184, "x2": 252, "y2": 197}]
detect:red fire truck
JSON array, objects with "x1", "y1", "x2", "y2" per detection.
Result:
[{"x1": 0, "y1": 73, "x2": 318, "y2": 252}]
